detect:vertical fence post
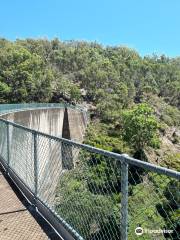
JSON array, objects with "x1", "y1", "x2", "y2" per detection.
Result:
[
  {"x1": 121, "y1": 156, "x2": 129, "y2": 240},
  {"x1": 6, "y1": 122, "x2": 10, "y2": 173},
  {"x1": 33, "y1": 131, "x2": 38, "y2": 205}
]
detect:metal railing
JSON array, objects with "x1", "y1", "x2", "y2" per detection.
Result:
[
  {"x1": 0, "y1": 115, "x2": 179, "y2": 239},
  {"x1": 0, "y1": 103, "x2": 87, "y2": 116},
  {"x1": 0, "y1": 103, "x2": 89, "y2": 133},
  {"x1": 0, "y1": 102, "x2": 85, "y2": 110}
]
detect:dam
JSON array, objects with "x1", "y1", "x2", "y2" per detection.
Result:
[
  {"x1": 0, "y1": 105, "x2": 88, "y2": 207},
  {"x1": 0, "y1": 106, "x2": 87, "y2": 141}
]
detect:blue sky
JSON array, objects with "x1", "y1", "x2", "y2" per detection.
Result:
[{"x1": 0, "y1": 0, "x2": 180, "y2": 57}]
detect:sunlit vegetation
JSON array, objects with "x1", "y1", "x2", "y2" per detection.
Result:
[{"x1": 0, "y1": 38, "x2": 179, "y2": 239}]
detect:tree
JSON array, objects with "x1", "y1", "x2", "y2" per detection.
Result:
[
  {"x1": 0, "y1": 81, "x2": 11, "y2": 103},
  {"x1": 70, "y1": 84, "x2": 81, "y2": 102},
  {"x1": 122, "y1": 103, "x2": 159, "y2": 152},
  {"x1": 0, "y1": 43, "x2": 53, "y2": 102}
]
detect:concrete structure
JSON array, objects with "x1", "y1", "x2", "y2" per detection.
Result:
[
  {"x1": 0, "y1": 107, "x2": 88, "y2": 207},
  {"x1": 1, "y1": 107, "x2": 87, "y2": 142}
]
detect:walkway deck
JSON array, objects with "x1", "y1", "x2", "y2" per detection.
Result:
[{"x1": 0, "y1": 167, "x2": 60, "y2": 240}]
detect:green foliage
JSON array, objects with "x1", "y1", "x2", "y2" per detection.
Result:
[
  {"x1": 148, "y1": 173, "x2": 179, "y2": 239},
  {"x1": 55, "y1": 167, "x2": 120, "y2": 239},
  {"x1": 159, "y1": 180, "x2": 180, "y2": 239},
  {"x1": 85, "y1": 122, "x2": 131, "y2": 154},
  {"x1": 161, "y1": 105, "x2": 180, "y2": 126},
  {"x1": 69, "y1": 84, "x2": 81, "y2": 102},
  {"x1": 0, "y1": 81, "x2": 11, "y2": 102},
  {"x1": 0, "y1": 43, "x2": 53, "y2": 102},
  {"x1": 0, "y1": 38, "x2": 179, "y2": 239},
  {"x1": 52, "y1": 73, "x2": 81, "y2": 103},
  {"x1": 122, "y1": 104, "x2": 160, "y2": 151},
  {"x1": 129, "y1": 182, "x2": 166, "y2": 240},
  {"x1": 143, "y1": 94, "x2": 180, "y2": 127},
  {"x1": 0, "y1": 38, "x2": 180, "y2": 111},
  {"x1": 163, "y1": 153, "x2": 180, "y2": 171}
]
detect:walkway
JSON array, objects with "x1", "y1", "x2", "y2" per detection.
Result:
[{"x1": 0, "y1": 166, "x2": 60, "y2": 240}]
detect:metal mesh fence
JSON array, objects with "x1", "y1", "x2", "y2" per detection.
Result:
[
  {"x1": 0, "y1": 121, "x2": 7, "y2": 162},
  {"x1": 0, "y1": 118, "x2": 179, "y2": 240},
  {"x1": 0, "y1": 103, "x2": 87, "y2": 117},
  {"x1": 128, "y1": 167, "x2": 179, "y2": 240},
  {"x1": 55, "y1": 146, "x2": 121, "y2": 240},
  {"x1": 9, "y1": 125, "x2": 35, "y2": 191},
  {"x1": 37, "y1": 134, "x2": 63, "y2": 208}
]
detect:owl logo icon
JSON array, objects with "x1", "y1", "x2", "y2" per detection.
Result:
[{"x1": 135, "y1": 227, "x2": 143, "y2": 236}]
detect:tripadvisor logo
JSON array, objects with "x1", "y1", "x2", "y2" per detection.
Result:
[
  {"x1": 135, "y1": 227, "x2": 143, "y2": 236},
  {"x1": 135, "y1": 226, "x2": 173, "y2": 236}
]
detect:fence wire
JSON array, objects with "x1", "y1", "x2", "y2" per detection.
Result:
[
  {"x1": 0, "y1": 119, "x2": 179, "y2": 240},
  {"x1": 0, "y1": 121, "x2": 7, "y2": 162},
  {"x1": 128, "y1": 167, "x2": 179, "y2": 240},
  {"x1": 0, "y1": 103, "x2": 86, "y2": 114}
]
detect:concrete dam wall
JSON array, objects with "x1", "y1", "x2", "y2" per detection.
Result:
[
  {"x1": 0, "y1": 107, "x2": 88, "y2": 204},
  {"x1": 1, "y1": 107, "x2": 87, "y2": 142}
]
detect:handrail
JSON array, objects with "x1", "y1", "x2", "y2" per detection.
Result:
[
  {"x1": 0, "y1": 105, "x2": 179, "y2": 240},
  {"x1": 0, "y1": 118, "x2": 179, "y2": 180},
  {"x1": 0, "y1": 103, "x2": 87, "y2": 115}
]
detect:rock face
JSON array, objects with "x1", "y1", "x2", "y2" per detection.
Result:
[{"x1": 145, "y1": 126, "x2": 180, "y2": 166}]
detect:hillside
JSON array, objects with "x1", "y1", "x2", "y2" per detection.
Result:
[
  {"x1": 0, "y1": 37, "x2": 179, "y2": 239},
  {"x1": 0, "y1": 37, "x2": 179, "y2": 165}
]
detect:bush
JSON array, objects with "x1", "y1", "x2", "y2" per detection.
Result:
[{"x1": 122, "y1": 103, "x2": 159, "y2": 151}]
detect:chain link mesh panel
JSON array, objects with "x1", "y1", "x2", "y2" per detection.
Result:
[
  {"x1": 9, "y1": 125, "x2": 35, "y2": 192},
  {"x1": 0, "y1": 119, "x2": 179, "y2": 240},
  {"x1": 36, "y1": 135, "x2": 121, "y2": 239},
  {"x1": 37, "y1": 135, "x2": 63, "y2": 208},
  {"x1": 55, "y1": 143, "x2": 122, "y2": 240},
  {"x1": 0, "y1": 121, "x2": 7, "y2": 163},
  {"x1": 128, "y1": 165, "x2": 179, "y2": 240}
]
